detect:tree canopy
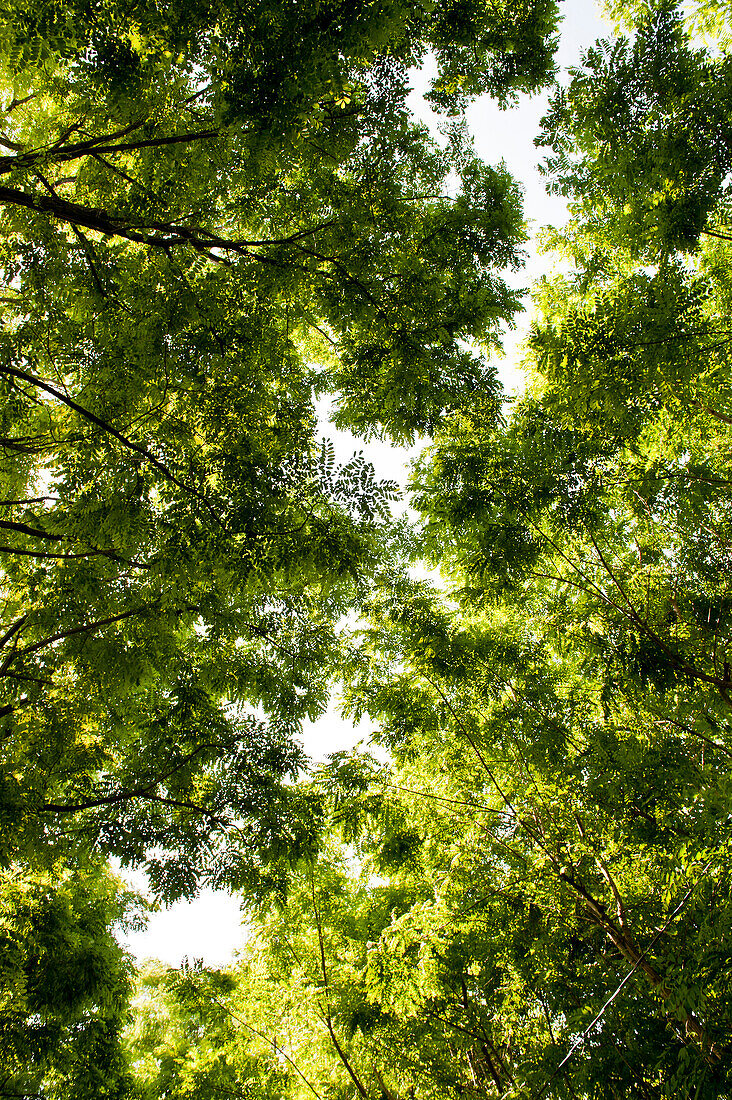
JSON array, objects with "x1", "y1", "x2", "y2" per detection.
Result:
[
  {"x1": 4, "y1": 0, "x2": 732, "y2": 1097},
  {"x1": 0, "y1": 0, "x2": 547, "y2": 893}
]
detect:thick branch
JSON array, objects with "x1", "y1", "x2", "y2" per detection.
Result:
[
  {"x1": 557, "y1": 867, "x2": 713, "y2": 1052},
  {"x1": 0, "y1": 518, "x2": 62, "y2": 541},
  {"x1": 0, "y1": 184, "x2": 333, "y2": 259},
  {"x1": 0, "y1": 543, "x2": 151, "y2": 568},
  {"x1": 0, "y1": 615, "x2": 28, "y2": 651}
]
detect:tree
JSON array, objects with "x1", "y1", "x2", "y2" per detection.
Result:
[
  {"x1": 336, "y1": 566, "x2": 732, "y2": 1095},
  {"x1": 20, "y1": 0, "x2": 732, "y2": 1095},
  {"x1": 538, "y1": 4, "x2": 732, "y2": 259},
  {"x1": 118, "y1": 2, "x2": 732, "y2": 1095},
  {"x1": 273, "y1": 3, "x2": 732, "y2": 1094},
  {"x1": 328, "y1": 3, "x2": 732, "y2": 1092},
  {"x1": 0, "y1": 0, "x2": 559, "y2": 892},
  {"x1": 0, "y1": 2, "x2": 564, "y2": 1093},
  {"x1": 0, "y1": 859, "x2": 135, "y2": 1100}
]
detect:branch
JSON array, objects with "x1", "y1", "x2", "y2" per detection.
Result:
[
  {"x1": 41, "y1": 790, "x2": 230, "y2": 830},
  {"x1": 584, "y1": 522, "x2": 732, "y2": 702},
  {"x1": 382, "y1": 780, "x2": 510, "y2": 816},
  {"x1": 0, "y1": 543, "x2": 151, "y2": 568},
  {"x1": 526, "y1": 515, "x2": 732, "y2": 702},
  {"x1": 651, "y1": 712, "x2": 732, "y2": 760},
  {"x1": 4, "y1": 93, "x2": 36, "y2": 114},
  {"x1": 38, "y1": 739, "x2": 232, "y2": 815},
  {"x1": 0, "y1": 518, "x2": 62, "y2": 541},
  {"x1": 0, "y1": 362, "x2": 222, "y2": 524},
  {"x1": 533, "y1": 860, "x2": 718, "y2": 1099},
  {"x1": 207, "y1": 994, "x2": 325, "y2": 1100},
  {"x1": 701, "y1": 228, "x2": 732, "y2": 242},
  {"x1": 574, "y1": 811, "x2": 628, "y2": 932},
  {"x1": 0, "y1": 615, "x2": 27, "y2": 652},
  {"x1": 0, "y1": 183, "x2": 333, "y2": 261},
  {"x1": 6, "y1": 602, "x2": 159, "y2": 666},
  {"x1": 0, "y1": 124, "x2": 218, "y2": 175},
  {"x1": 420, "y1": 670, "x2": 556, "y2": 866},
  {"x1": 309, "y1": 863, "x2": 371, "y2": 1099},
  {"x1": 689, "y1": 399, "x2": 732, "y2": 426}
]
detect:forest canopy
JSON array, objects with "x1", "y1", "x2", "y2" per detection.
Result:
[{"x1": 2, "y1": 0, "x2": 732, "y2": 1097}]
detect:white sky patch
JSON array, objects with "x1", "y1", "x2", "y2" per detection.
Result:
[
  {"x1": 315, "y1": 394, "x2": 422, "y2": 494},
  {"x1": 301, "y1": 700, "x2": 383, "y2": 764},
  {"x1": 121, "y1": 887, "x2": 244, "y2": 968}
]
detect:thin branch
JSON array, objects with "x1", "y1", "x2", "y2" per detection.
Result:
[
  {"x1": 8, "y1": 602, "x2": 159, "y2": 663},
  {"x1": 0, "y1": 362, "x2": 222, "y2": 525},
  {"x1": 526, "y1": 515, "x2": 731, "y2": 701},
  {"x1": 207, "y1": 994, "x2": 325, "y2": 1100},
  {"x1": 420, "y1": 671, "x2": 555, "y2": 865},
  {"x1": 38, "y1": 739, "x2": 232, "y2": 815},
  {"x1": 309, "y1": 863, "x2": 370, "y2": 1099},
  {"x1": 381, "y1": 780, "x2": 510, "y2": 815}
]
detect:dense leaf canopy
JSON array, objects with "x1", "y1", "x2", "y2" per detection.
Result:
[
  {"x1": 0, "y1": 0, "x2": 544, "y2": 893},
  {"x1": 4, "y1": 0, "x2": 732, "y2": 1097}
]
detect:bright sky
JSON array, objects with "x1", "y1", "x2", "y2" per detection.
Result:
[{"x1": 118, "y1": 0, "x2": 611, "y2": 968}]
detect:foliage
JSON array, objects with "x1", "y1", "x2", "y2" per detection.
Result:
[
  {"x1": 0, "y1": 859, "x2": 135, "y2": 1099},
  {"x1": 11, "y1": 0, "x2": 732, "y2": 1097},
  {"x1": 0, "y1": 0, "x2": 559, "y2": 1093},
  {"x1": 539, "y1": 5, "x2": 732, "y2": 257},
  {"x1": 134, "y1": 2, "x2": 732, "y2": 1096},
  {"x1": 0, "y1": 0, "x2": 556, "y2": 896}
]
